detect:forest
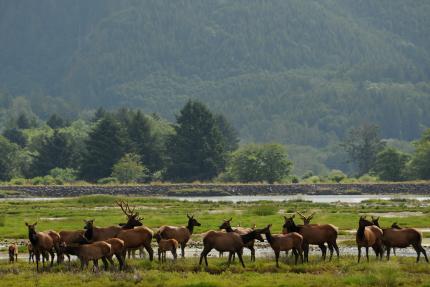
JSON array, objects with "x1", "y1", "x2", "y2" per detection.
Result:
[{"x1": 1, "y1": 1, "x2": 430, "y2": 177}]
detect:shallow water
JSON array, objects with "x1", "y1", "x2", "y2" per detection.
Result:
[{"x1": 163, "y1": 194, "x2": 430, "y2": 203}]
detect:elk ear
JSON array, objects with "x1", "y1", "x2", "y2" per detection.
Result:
[
  {"x1": 228, "y1": 218, "x2": 232, "y2": 222},
  {"x1": 33, "y1": 222, "x2": 37, "y2": 226},
  {"x1": 25, "y1": 222, "x2": 29, "y2": 226},
  {"x1": 291, "y1": 214, "x2": 295, "y2": 219},
  {"x1": 283, "y1": 216, "x2": 288, "y2": 222},
  {"x1": 187, "y1": 214, "x2": 191, "y2": 219}
]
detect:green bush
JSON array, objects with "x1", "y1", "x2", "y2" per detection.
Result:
[
  {"x1": 9, "y1": 178, "x2": 26, "y2": 185},
  {"x1": 248, "y1": 205, "x2": 277, "y2": 216},
  {"x1": 97, "y1": 177, "x2": 119, "y2": 185},
  {"x1": 30, "y1": 175, "x2": 57, "y2": 185},
  {"x1": 49, "y1": 168, "x2": 77, "y2": 183}
]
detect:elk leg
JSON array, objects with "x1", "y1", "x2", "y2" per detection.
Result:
[
  {"x1": 303, "y1": 243, "x2": 309, "y2": 263},
  {"x1": 236, "y1": 250, "x2": 245, "y2": 268},
  {"x1": 412, "y1": 244, "x2": 422, "y2": 262},
  {"x1": 199, "y1": 247, "x2": 211, "y2": 266},
  {"x1": 357, "y1": 247, "x2": 361, "y2": 263},
  {"x1": 107, "y1": 255, "x2": 115, "y2": 270},
  {"x1": 386, "y1": 245, "x2": 391, "y2": 261},
  {"x1": 319, "y1": 244, "x2": 327, "y2": 261},
  {"x1": 328, "y1": 243, "x2": 334, "y2": 261},
  {"x1": 93, "y1": 259, "x2": 99, "y2": 273},
  {"x1": 393, "y1": 248, "x2": 396, "y2": 256},
  {"x1": 158, "y1": 248, "x2": 161, "y2": 262},
  {"x1": 139, "y1": 246, "x2": 145, "y2": 258},
  {"x1": 293, "y1": 249, "x2": 299, "y2": 265},
  {"x1": 365, "y1": 247, "x2": 369, "y2": 262},
  {"x1": 274, "y1": 250, "x2": 280, "y2": 268},
  {"x1": 249, "y1": 246, "x2": 255, "y2": 262},
  {"x1": 144, "y1": 243, "x2": 154, "y2": 261},
  {"x1": 35, "y1": 252, "x2": 40, "y2": 272},
  {"x1": 219, "y1": 251, "x2": 223, "y2": 258},
  {"x1": 172, "y1": 247, "x2": 177, "y2": 261},
  {"x1": 181, "y1": 243, "x2": 186, "y2": 258},
  {"x1": 333, "y1": 242, "x2": 340, "y2": 259},
  {"x1": 419, "y1": 246, "x2": 429, "y2": 263}
]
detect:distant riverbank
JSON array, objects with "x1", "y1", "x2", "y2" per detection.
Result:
[{"x1": 1, "y1": 183, "x2": 430, "y2": 198}]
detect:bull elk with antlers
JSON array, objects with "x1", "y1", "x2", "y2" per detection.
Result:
[
  {"x1": 371, "y1": 217, "x2": 428, "y2": 262},
  {"x1": 157, "y1": 214, "x2": 201, "y2": 258}
]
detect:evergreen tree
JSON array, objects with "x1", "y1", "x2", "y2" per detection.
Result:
[
  {"x1": 127, "y1": 111, "x2": 163, "y2": 172},
  {"x1": 410, "y1": 129, "x2": 430, "y2": 179},
  {"x1": 166, "y1": 100, "x2": 226, "y2": 181},
  {"x1": 16, "y1": 114, "x2": 31, "y2": 129},
  {"x1": 2, "y1": 128, "x2": 27, "y2": 147},
  {"x1": 373, "y1": 147, "x2": 410, "y2": 181},
  {"x1": 215, "y1": 114, "x2": 239, "y2": 152},
  {"x1": 341, "y1": 123, "x2": 385, "y2": 176},
  {"x1": 80, "y1": 115, "x2": 127, "y2": 181},
  {"x1": 47, "y1": 114, "x2": 66, "y2": 129},
  {"x1": 92, "y1": 107, "x2": 107, "y2": 122},
  {"x1": 32, "y1": 130, "x2": 73, "y2": 176}
]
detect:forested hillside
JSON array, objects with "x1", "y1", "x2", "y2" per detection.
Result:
[{"x1": 1, "y1": 0, "x2": 430, "y2": 174}]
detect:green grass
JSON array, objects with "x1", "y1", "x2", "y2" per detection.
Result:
[{"x1": 0, "y1": 257, "x2": 429, "y2": 287}]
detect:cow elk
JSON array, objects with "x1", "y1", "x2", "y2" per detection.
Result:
[
  {"x1": 283, "y1": 214, "x2": 339, "y2": 262},
  {"x1": 356, "y1": 216, "x2": 383, "y2": 262},
  {"x1": 59, "y1": 229, "x2": 85, "y2": 262},
  {"x1": 155, "y1": 233, "x2": 179, "y2": 262},
  {"x1": 199, "y1": 227, "x2": 265, "y2": 267},
  {"x1": 263, "y1": 224, "x2": 303, "y2": 267},
  {"x1": 158, "y1": 214, "x2": 201, "y2": 258},
  {"x1": 372, "y1": 217, "x2": 428, "y2": 262},
  {"x1": 25, "y1": 222, "x2": 56, "y2": 271},
  {"x1": 62, "y1": 239, "x2": 112, "y2": 272},
  {"x1": 219, "y1": 218, "x2": 262, "y2": 261},
  {"x1": 8, "y1": 243, "x2": 18, "y2": 263}
]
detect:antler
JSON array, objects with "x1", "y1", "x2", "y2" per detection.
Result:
[
  {"x1": 116, "y1": 200, "x2": 138, "y2": 218},
  {"x1": 308, "y1": 212, "x2": 315, "y2": 220},
  {"x1": 296, "y1": 211, "x2": 307, "y2": 220}
]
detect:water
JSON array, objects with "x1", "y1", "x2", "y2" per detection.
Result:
[{"x1": 163, "y1": 194, "x2": 430, "y2": 203}]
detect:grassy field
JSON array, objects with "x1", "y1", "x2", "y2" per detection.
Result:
[{"x1": 0, "y1": 195, "x2": 430, "y2": 286}]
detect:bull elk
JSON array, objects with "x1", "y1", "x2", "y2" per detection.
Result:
[
  {"x1": 25, "y1": 222, "x2": 56, "y2": 271},
  {"x1": 155, "y1": 233, "x2": 179, "y2": 262},
  {"x1": 8, "y1": 243, "x2": 18, "y2": 263},
  {"x1": 199, "y1": 227, "x2": 265, "y2": 267},
  {"x1": 219, "y1": 218, "x2": 262, "y2": 262},
  {"x1": 283, "y1": 214, "x2": 339, "y2": 262},
  {"x1": 356, "y1": 216, "x2": 383, "y2": 262},
  {"x1": 158, "y1": 214, "x2": 201, "y2": 258},
  {"x1": 371, "y1": 217, "x2": 428, "y2": 262},
  {"x1": 263, "y1": 224, "x2": 303, "y2": 267}
]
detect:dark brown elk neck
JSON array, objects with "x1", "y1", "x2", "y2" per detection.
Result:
[
  {"x1": 240, "y1": 230, "x2": 258, "y2": 244},
  {"x1": 187, "y1": 223, "x2": 195, "y2": 234},
  {"x1": 264, "y1": 230, "x2": 274, "y2": 244},
  {"x1": 357, "y1": 225, "x2": 366, "y2": 240},
  {"x1": 28, "y1": 230, "x2": 38, "y2": 245},
  {"x1": 225, "y1": 226, "x2": 234, "y2": 233},
  {"x1": 84, "y1": 227, "x2": 93, "y2": 241}
]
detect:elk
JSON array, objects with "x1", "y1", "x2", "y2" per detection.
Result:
[
  {"x1": 84, "y1": 200, "x2": 154, "y2": 261},
  {"x1": 59, "y1": 229, "x2": 85, "y2": 262},
  {"x1": 283, "y1": 214, "x2": 339, "y2": 262},
  {"x1": 27, "y1": 241, "x2": 34, "y2": 263},
  {"x1": 371, "y1": 217, "x2": 428, "y2": 262},
  {"x1": 219, "y1": 218, "x2": 262, "y2": 261},
  {"x1": 25, "y1": 222, "x2": 56, "y2": 271},
  {"x1": 356, "y1": 216, "x2": 383, "y2": 262},
  {"x1": 62, "y1": 240, "x2": 112, "y2": 272},
  {"x1": 8, "y1": 243, "x2": 18, "y2": 263},
  {"x1": 155, "y1": 233, "x2": 179, "y2": 262},
  {"x1": 199, "y1": 227, "x2": 265, "y2": 267},
  {"x1": 158, "y1": 214, "x2": 201, "y2": 258},
  {"x1": 127, "y1": 247, "x2": 145, "y2": 259},
  {"x1": 263, "y1": 224, "x2": 303, "y2": 267}
]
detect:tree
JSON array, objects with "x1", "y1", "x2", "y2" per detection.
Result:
[
  {"x1": 328, "y1": 169, "x2": 347, "y2": 183},
  {"x1": 126, "y1": 111, "x2": 162, "y2": 173},
  {"x1": 47, "y1": 114, "x2": 66, "y2": 129},
  {"x1": 341, "y1": 123, "x2": 385, "y2": 176},
  {"x1": 166, "y1": 100, "x2": 226, "y2": 181},
  {"x1": 16, "y1": 114, "x2": 32, "y2": 129},
  {"x1": 228, "y1": 143, "x2": 292, "y2": 183},
  {"x1": 0, "y1": 136, "x2": 20, "y2": 181},
  {"x1": 2, "y1": 128, "x2": 27, "y2": 147},
  {"x1": 80, "y1": 115, "x2": 127, "y2": 181},
  {"x1": 32, "y1": 130, "x2": 73, "y2": 176},
  {"x1": 410, "y1": 129, "x2": 430, "y2": 179},
  {"x1": 111, "y1": 153, "x2": 148, "y2": 183},
  {"x1": 372, "y1": 147, "x2": 409, "y2": 181},
  {"x1": 215, "y1": 114, "x2": 239, "y2": 153}
]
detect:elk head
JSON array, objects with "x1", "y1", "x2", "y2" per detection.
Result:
[
  {"x1": 187, "y1": 214, "x2": 201, "y2": 228},
  {"x1": 391, "y1": 222, "x2": 402, "y2": 229},
  {"x1": 358, "y1": 216, "x2": 374, "y2": 228},
  {"x1": 282, "y1": 215, "x2": 297, "y2": 233},
  {"x1": 83, "y1": 219, "x2": 95, "y2": 230},
  {"x1": 296, "y1": 211, "x2": 315, "y2": 225},
  {"x1": 371, "y1": 216, "x2": 380, "y2": 227},
  {"x1": 117, "y1": 200, "x2": 143, "y2": 228},
  {"x1": 219, "y1": 218, "x2": 233, "y2": 230}
]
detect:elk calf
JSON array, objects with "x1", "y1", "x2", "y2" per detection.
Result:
[
  {"x1": 8, "y1": 243, "x2": 18, "y2": 263},
  {"x1": 264, "y1": 224, "x2": 303, "y2": 267},
  {"x1": 155, "y1": 233, "x2": 179, "y2": 262},
  {"x1": 27, "y1": 241, "x2": 34, "y2": 263},
  {"x1": 63, "y1": 241, "x2": 112, "y2": 272}
]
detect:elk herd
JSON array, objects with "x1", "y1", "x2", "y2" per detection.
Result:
[{"x1": 5, "y1": 200, "x2": 429, "y2": 272}]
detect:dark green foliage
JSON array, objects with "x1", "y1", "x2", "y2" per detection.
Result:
[
  {"x1": 342, "y1": 124, "x2": 385, "y2": 176},
  {"x1": 215, "y1": 114, "x2": 239, "y2": 153},
  {"x1": 373, "y1": 147, "x2": 409, "y2": 181},
  {"x1": 46, "y1": 114, "x2": 66, "y2": 129},
  {"x1": 80, "y1": 115, "x2": 127, "y2": 181},
  {"x1": 410, "y1": 129, "x2": 430, "y2": 180},
  {"x1": 0, "y1": 136, "x2": 19, "y2": 181},
  {"x1": 228, "y1": 143, "x2": 292, "y2": 183},
  {"x1": 31, "y1": 130, "x2": 73, "y2": 177},
  {"x1": 166, "y1": 100, "x2": 226, "y2": 181},
  {"x1": 2, "y1": 128, "x2": 27, "y2": 147},
  {"x1": 16, "y1": 114, "x2": 32, "y2": 129}
]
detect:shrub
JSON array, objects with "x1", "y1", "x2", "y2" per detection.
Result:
[
  {"x1": 49, "y1": 168, "x2": 77, "y2": 183},
  {"x1": 328, "y1": 169, "x2": 347, "y2": 183},
  {"x1": 249, "y1": 205, "x2": 277, "y2": 216},
  {"x1": 111, "y1": 153, "x2": 148, "y2": 183},
  {"x1": 358, "y1": 174, "x2": 379, "y2": 182},
  {"x1": 290, "y1": 175, "x2": 299, "y2": 183},
  {"x1": 9, "y1": 178, "x2": 26, "y2": 185},
  {"x1": 97, "y1": 177, "x2": 119, "y2": 185}
]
